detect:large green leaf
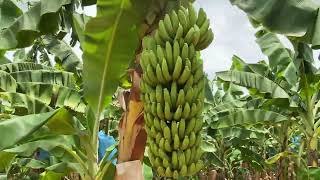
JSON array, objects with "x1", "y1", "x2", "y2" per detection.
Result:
[
  {"x1": 0, "y1": 0, "x2": 71, "y2": 50},
  {"x1": 0, "y1": 151, "x2": 15, "y2": 172},
  {"x1": 0, "y1": 62, "x2": 52, "y2": 73},
  {"x1": 0, "y1": 92, "x2": 53, "y2": 114},
  {"x1": 229, "y1": 0, "x2": 320, "y2": 48},
  {"x1": 217, "y1": 71, "x2": 289, "y2": 98},
  {"x1": 72, "y1": 13, "x2": 90, "y2": 48},
  {"x1": 42, "y1": 36, "x2": 82, "y2": 73},
  {"x1": 17, "y1": 82, "x2": 85, "y2": 113},
  {"x1": 0, "y1": 70, "x2": 16, "y2": 92},
  {"x1": 10, "y1": 70, "x2": 75, "y2": 88},
  {"x1": 0, "y1": 0, "x2": 22, "y2": 29},
  {"x1": 4, "y1": 135, "x2": 76, "y2": 156},
  {"x1": 218, "y1": 127, "x2": 266, "y2": 141},
  {"x1": 83, "y1": 0, "x2": 139, "y2": 135},
  {"x1": 212, "y1": 109, "x2": 288, "y2": 129},
  {"x1": 256, "y1": 31, "x2": 298, "y2": 86},
  {"x1": 0, "y1": 108, "x2": 71, "y2": 150}
]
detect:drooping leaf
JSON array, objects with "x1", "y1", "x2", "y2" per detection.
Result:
[
  {"x1": 0, "y1": 70, "x2": 16, "y2": 92},
  {"x1": 0, "y1": 108, "x2": 72, "y2": 150},
  {"x1": 83, "y1": 0, "x2": 139, "y2": 134},
  {"x1": 4, "y1": 135, "x2": 76, "y2": 156},
  {"x1": 212, "y1": 109, "x2": 288, "y2": 129},
  {"x1": 0, "y1": 0, "x2": 71, "y2": 50},
  {"x1": 17, "y1": 82, "x2": 85, "y2": 113},
  {"x1": 10, "y1": 70, "x2": 75, "y2": 88},
  {"x1": 0, "y1": 92, "x2": 53, "y2": 114},
  {"x1": 0, "y1": 62, "x2": 53, "y2": 73},
  {"x1": 0, "y1": 0, "x2": 22, "y2": 29},
  {"x1": 256, "y1": 30, "x2": 298, "y2": 86},
  {"x1": 229, "y1": 0, "x2": 320, "y2": 48},
  {"x1": 218, "y1": 127, "x2": 266, "y2": 141},
  {"x1": 0, "y1": 151, "x2": 15, "y2": 172},
  {"x1": 42, "y1": 36, "x2": 82, "y2": 73},
  {"x1": 72, "y1": 13, "x2": 91, "y2": 48},
  {"x1": 217, "y1": 71, "x2": 289, "y2": 98}
]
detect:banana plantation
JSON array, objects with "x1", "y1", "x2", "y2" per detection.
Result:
[{"x1": 2, "y1": 0, "x2": 320, "y2": 179}]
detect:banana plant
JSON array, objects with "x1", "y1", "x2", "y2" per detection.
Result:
[{"x1": 214, "y1": 30, "x2": 320, "y2": 176}]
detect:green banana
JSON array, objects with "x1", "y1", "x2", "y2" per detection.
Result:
[
  {"x1": 182, "y1": 102, "x2": 190, "y2": 119},
  {"x1": 181, "y1": 136, "x2": 189, "y2": 150},
  {"x1": 178, "y1": 119, "x2": 186, "y2": 139},
  {"x1": 163, "y1": 158, "x2": 170, "y2": 168},
  {"x1": 195, "y1": 133, "x2": 202, "y2": 146},
  {"x1": 189, "y1": 132, "x2": 196, "y2": 147},
  {"x1": 165, "y1": 167, "x2": 173, "y2": 177},
  {"x1": 164, "y1": 102, "x2": 172, "y2": 120},
  {"x1": 178, "y1": 9, "x2": 188, "y2": 30},
  {"x1": 197, "y1": 28, "x2": 214, "y2": 50},
  {"x1": 199, "y1": 19, "x2": 210, "y2": 36},
  {"x1": 185, "y1": 148, "x2": 192, "y2": 165},
  {"x1": 173, "y1": 170, "x2": 179, "y2": 179},
  {"x1": 164, "y1": 14, "x2": 174, "y2": 36},
  {"x1": 161, "y1": 58, "x2": 172, "y2": 81},
  {"x1": 173, "y1": 134, "x2": 180, "y2": 150},
  {"x1": 171, "y1": 121, "x2": 178, "y2": 136},
  {"x1": 175, "y1": 25, "x2": 184, "y2": 40},
  {"x1": 178, "y1": 66, "x2": 191, "y2": 85},
  {"x1": 165, "y1": 42, "x2": 174, "y2": 72},
  {"x1": 184, "y1": 75, "x2": 194, "y2": 92},
  {"x1": 163, "y1": 88, "x2": 172, "y2": 108},
  {"x1": 185, "y1": 87, "x2": 194, "y2": 104},
  {"x1": 157, "y1": 166, "x2": 165, "y2": 176},
  {"x1": 188, "y1": 44, "x2": 195, "y2": 60},
  {"x1": 181, "y1": 43, "x2": 189, "y2": 60},
  {"x1": 159, "y1": 20, "x2": 171, "y2": 41},
  {"x1": 172, "y1": 151, "x2": 178, "y2": 169},
  {"x1": 196, "y1": 8, "x2": 207, "y2": 27},
  {"x1": 180, "y1": 165, "x2": 187, "y2": 176},
  {"x1": 150, "y1": 127, "x2": 157, "y2": 138},
  {"x1": 176, "y1": 89, "x2": 185, "y2": 107},
  {"x1": 156, "y1": 64, "x2": 166, "y2": 84},
  {"x1": 170, "y1": 11, "x2": 179, "y2": 31},
  {"x1": 184, "y1": 27, "x2": 195, "y2": 44},
  {"x1": 172, "y1": 56, "x2": 183, "y2": 80},
  {"x1": 157, "y1": 102, "x2": 165, "y2": 119},
  {"x1": 178, "y1": 152, "x2": 186, "y2": 169},
  {"x1": 156, "y1": 85, "x2": 163, "y2": 104},
  {"x1": 173, "y1": 106, "x2": 182, "y2": 120},
  {"x1": 140, "y1": 5, "x2": 212, "y2": 177},
  {"x1": 156, "y1": 132, "x2": 162, "y2": 144},
  {"x1": 164, "y1": 139, "x2": 172, "y2": 152},
  {"x1": 159, "y1": 138, "x2": 165, "y2": 150},
  {"x1": 170, "y1": 82, "x2": 177, "y2": 106},
  {"x1": 186, "y1": 117, "x2": 196, "y2": 135},
  {"x1": 192, "y1": 25, "x2": 201, "y2": 45},
  {"x1": 173, "y1": 41, "x2": 180, "y2": 60},
  {"x1": 196, "y1": 160, "x2": 204, "y2": 171},
  {"x1": 146, "y1": 65, "x2": 158, "y2": 85},
  {"x1": 155, "y1": 157, "x2": 162, "y2": 168},
  {"x1": 164, "y1": 126, "x2": 171, "y2": 140},
  {"x1": 160, "y1": 120, "x2": 167, "y2": 130},
  {"x1": 154, "y1": 30, "x2": 164, "y2": 46},
  {"x1": 188, "y1": 3, "x2": 197, "y2": 26},
  {"x1": 151, "y1": 102, "x2": 157, "y2": 116},
  {"x1": 194, "y1": 119, "x2": 203, "y2": 133},
  {"x1": 188, "y1": 163, "x2": 196, "y2": 176}
]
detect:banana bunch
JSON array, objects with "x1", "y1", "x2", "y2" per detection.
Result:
[{"x1": 140, "y1": 4, "x2": 213, "y2": 178}]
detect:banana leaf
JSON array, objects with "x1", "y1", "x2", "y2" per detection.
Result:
[
  {"x1": 0, "y1": 62, "x2": 52, "y2": 73},
  {"x1": 0, "y1": 70, "x2": 16, "y2": 92}
]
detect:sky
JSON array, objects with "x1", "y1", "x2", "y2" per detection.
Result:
[
  {"x1": 83, "y1": 1, "x2": 266, "y2": 78},
  {"x1": 6, "y1": 0, "x2": 320, "y2": 78}
]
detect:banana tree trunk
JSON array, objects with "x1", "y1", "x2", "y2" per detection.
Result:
[
  {"x1": 279, "y1": 122, "x2": 289, "y2": 180},
  {"x1": 118, "y1": 69, "x2": 147, "y2": 162},
  {"x1": 307, "y1": 135, "x2": 318, "y2": 167}
]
